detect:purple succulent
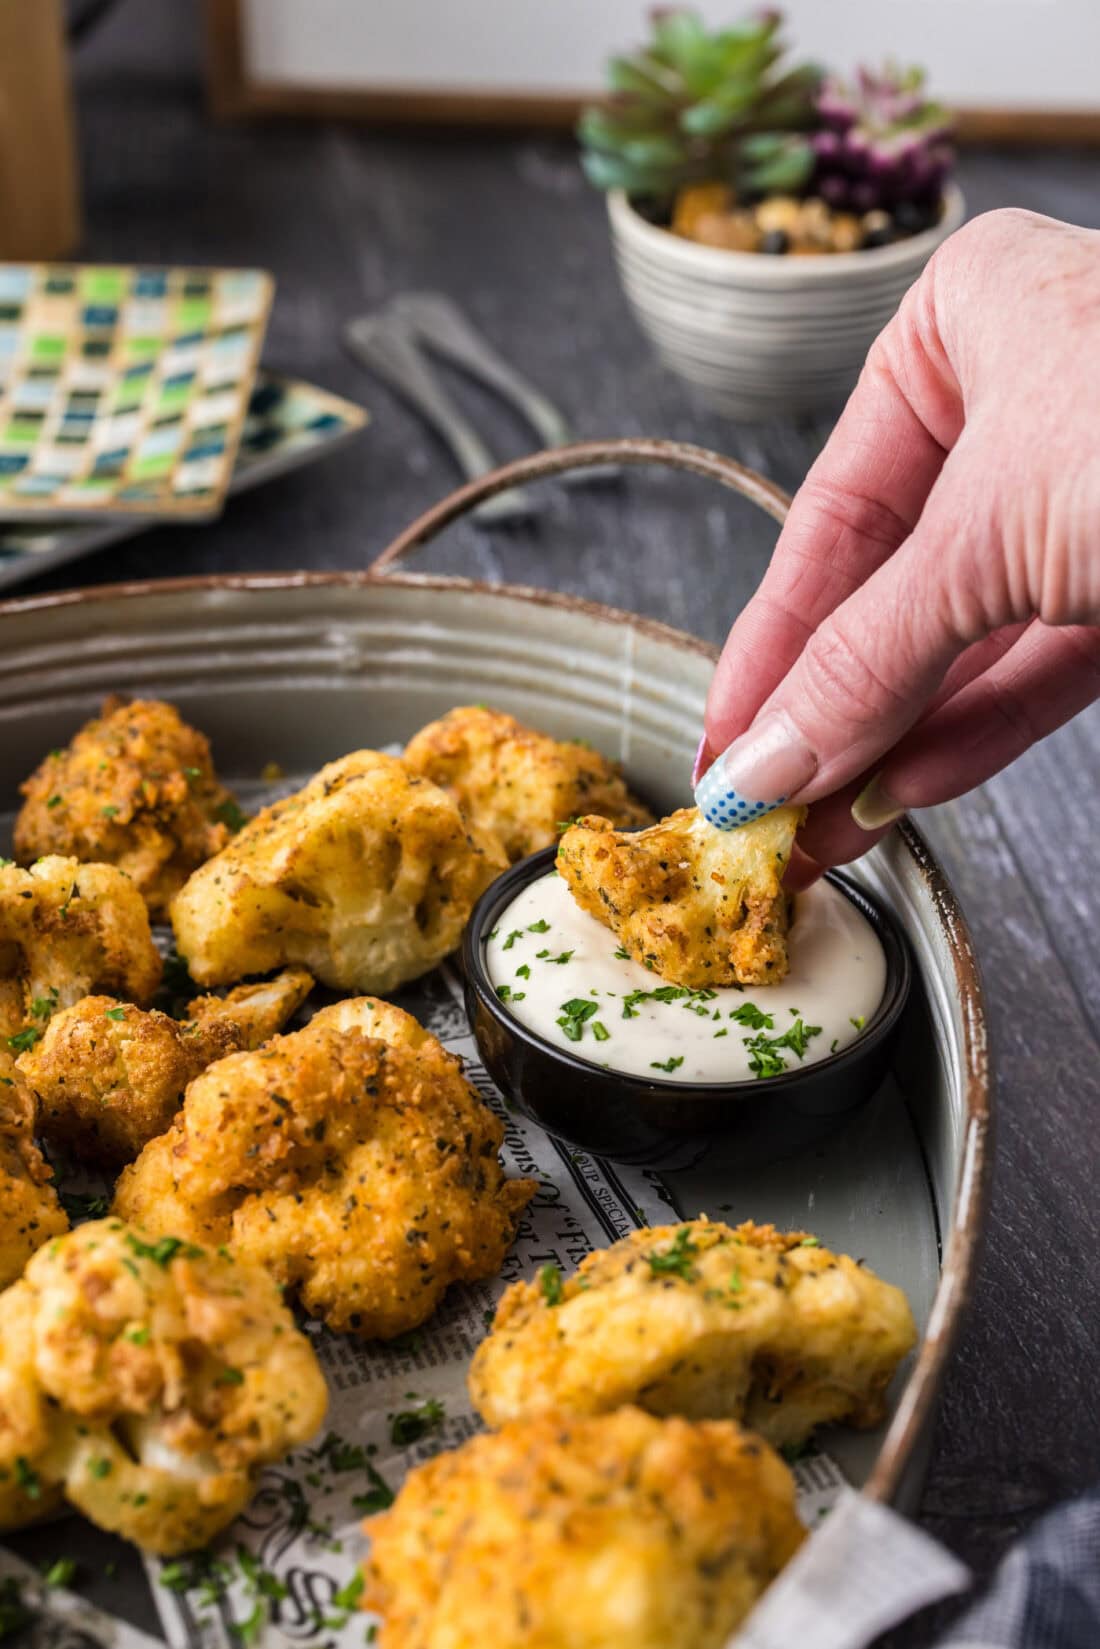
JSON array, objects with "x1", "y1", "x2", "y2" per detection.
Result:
[{"x1": 811, "y1": 63, "x2": 955, "y2": 214}]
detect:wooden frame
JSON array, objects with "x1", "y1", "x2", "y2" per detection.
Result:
[{"x1": 205, "y1": 0, "x2": 1100, "y2": 141}]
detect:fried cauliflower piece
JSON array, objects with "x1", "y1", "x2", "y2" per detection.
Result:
[
  {"x1": 362, "y1": 1406, "x2": 804, "y2": 1649},
  {"x1": 0, "y1": 1055, "x2": 67, "y2": 1290},
  {"x1": 470, "y1": 1219, "x2": 916, "y2": 1449},
  {"x1": 170, "y1": 750, "x2": 507, "y2": 995},
  {"x1": 0, "y1": 856, "x2": 162, "y2": 1046},
  {"x1": 113, "y1": 1001, "x2": 535, "y2": 1338},
  {"x1": 403, "y1": 705, "x2": 652, "y2": 864},
  {"x1": 556, "y1": 804, "x2": 804, "y2": 988},
  {"x1": 15, "y1": 697, "x2": 240, "y2": 917},
  {"x1": 17, "y1": 968, "x2": 313, "y2": 1168},
  {"x1": 0, "y1": 1218, "x2": 327, "y2": 1552}
]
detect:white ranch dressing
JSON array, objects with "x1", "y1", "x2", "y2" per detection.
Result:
[{"x1": 486, "y1": 870, "x2": 886, "y2": 1083}]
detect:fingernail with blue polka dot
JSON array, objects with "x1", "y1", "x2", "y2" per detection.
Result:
[
  {"x1": 694, "y1": 759, "x2": 783, "y2": 831},
  {"x1": 692, "y1": 714, "x2": 818, "y2": 832}
]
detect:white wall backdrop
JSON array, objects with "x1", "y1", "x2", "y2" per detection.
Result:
[{"x1": 242, "y1": 0, "x2": 1100, "y2": 111}]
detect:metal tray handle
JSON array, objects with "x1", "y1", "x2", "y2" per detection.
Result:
[{"x1": 368, "y1": 437, "x2": 792, "y2": 577}]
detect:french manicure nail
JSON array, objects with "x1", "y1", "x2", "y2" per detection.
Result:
[
  {"x1": 851, "y1": 774, "x2": 905, "y2": 832},
  {"x1": 694, "y1": 712, "x2": 818, "y2": 831},
  {"x1": 691, "y1": 734, "x2": 711, "y2": 788}
]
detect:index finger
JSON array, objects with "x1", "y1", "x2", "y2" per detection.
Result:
[{"x1": 703, "y1": 310, "x2": 959, "y2": 764}]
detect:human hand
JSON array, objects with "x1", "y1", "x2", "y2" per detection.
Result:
[{"x1": 694, "y1": 209, "x2": 1100, "y2": 886}]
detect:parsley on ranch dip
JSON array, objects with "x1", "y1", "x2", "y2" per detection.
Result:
[{"x1": 485, "y1": 870, "x2": 886, "y2": 1082}]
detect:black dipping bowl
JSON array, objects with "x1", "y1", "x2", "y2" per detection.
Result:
[{"x1": 462, "y1": 845, "x2": 913, "y2": 1171}]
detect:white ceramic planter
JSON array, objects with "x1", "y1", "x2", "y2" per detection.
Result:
[{"x1": 608, "y1": 184, "x2": 965, "y2": 420}]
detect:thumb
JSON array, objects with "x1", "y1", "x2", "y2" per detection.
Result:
[{"x1": 695, "y1": 456, "x2": 984, "y2": 826}]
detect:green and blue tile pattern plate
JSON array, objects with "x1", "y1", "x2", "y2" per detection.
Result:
[
  {"x1": 0, "y1": 372, "x2": 369, "y2": 589},
  {"x1": 0, "y1": 263, "x2": 273, "y2": 519}
]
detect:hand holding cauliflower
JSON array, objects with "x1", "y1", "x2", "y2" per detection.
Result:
[
  {"x1": 17, "y1": 968, "x2": 313, "y2": 1167},
  {"x1": 0, "y1": 1219, "x2": 327, "y2": 1552},
  {"x1": 556, "y1": 805, "x2": 804, "y2": 987},
  {"x1": 469, "y1": 1218, "x2": 916, "y2": 1448},
  {"x1": 113, "y1": 999, "x2": 536, "y2": 1338},
  {"x1": 403, "y1": 705, "x2": 652, "y2": 863},
  {"x1": 15, "y1": 698, "x2": 240, "y2": 917},
  {"x1": 0, "y1": 857, "x2": 162, "y2": 1049},
  {"x1": 362, "y1": 1406, "x2": 805, "y2": 1649},
  {"x1": 171, "y1": 751, "x2": 507, "y2": 995}
]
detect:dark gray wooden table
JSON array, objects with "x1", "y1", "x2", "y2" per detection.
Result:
[{"x1": 24, "y1": 2, "x2": 1100, "y2": 1637}]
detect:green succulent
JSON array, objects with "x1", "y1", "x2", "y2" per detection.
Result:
[{"x1": 578, "y1": 8, "x2": 821, "y2": 201}]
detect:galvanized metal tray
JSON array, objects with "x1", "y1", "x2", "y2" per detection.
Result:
[{"x1": 0, "y1": 439, "x2": 990, "y2": 1640}]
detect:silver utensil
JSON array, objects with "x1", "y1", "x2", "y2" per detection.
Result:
[{"x1": 344, "y1": 311, "x2": 538, "y2": 525}]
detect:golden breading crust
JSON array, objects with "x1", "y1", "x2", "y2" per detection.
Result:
[
  {"x1": 556, "y1": 805, "x2": 804, "y2": 988},
  {"x1": 0, "y1": 857, "x2": 162, "y2": 1047},
  {"x1": 15, "y1": 697, "x2": 239, "y2": 917},
  {"x1": 361, "y1": 1406, "x2": 805, "y2": 1649},
  {"x1": 0, "y1": 1055, "x2": 68, "y2": 1290},
  {"x1": 170, "y1": 750, "x2": 507, "y2": 995},
  {"x1": 17, "y1": 968, "x2": 313, "y2": 1168},
  {"x1": 0, "y1": 1218, "x2": 327, "y2": 1552},
  {"x1": 403, "y1": 705, "x2": 653, "y2": 863},
  {"x1": 112, "y1": 1000, "x2": 536, "y2": 1338},
  {"x1": 470, "y1": 1218, "x2": 916, "y2": 1448}
]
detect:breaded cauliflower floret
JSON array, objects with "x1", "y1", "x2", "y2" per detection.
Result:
[
  {"x1": 0, "y1": 1055, "x2": 67, "y2": 1290},
  {"x1": 0, "y1": 1219, "x2": 327, "y2": 1552},
  {"x1": 0, "y1": 857, "x2": 162, "y2": 1047},
  {"x1": 470, "y1": 1219, "x2": 916, "y2": 1448},
  {"x1": 556, "y1": 805, "x2": 804, "y2": 988},
  {"x1": 113, "y1": 1001, "x2": 535, "y2": 1338},
  {"x1": 362, "y1": 1406, "x2": 804, "y2": 1649},
  {"x1": 170, "y1": 751, "x2": 507, "y2": 995},
  {"x1": 403, "y1": 705, "x2": 652, "y2": 863},
  {"x1": 15, "y1": 698, "x2": 240, "y2": 917},
  {"x1": 17, "y1": 968, "x2": 313, "y2": 1168}
]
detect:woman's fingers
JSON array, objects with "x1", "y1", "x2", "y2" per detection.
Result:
[
  {"x1": 787, "y1": 620, "x2": 1100, "y2": 873},
  {"x1": 702, "y1": 312, "x2": 955, "y2": 769}
]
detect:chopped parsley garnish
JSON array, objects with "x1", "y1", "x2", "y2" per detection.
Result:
[
  {"x1": 60, "y1": 1190, "x2": 109, "y2": 1222},
  {"x1": 645, "y1": 1226, "x2": 698, "y2": 1280},
  {"x1": 613, "y1": 945, "x2": 630, "y2": 960},
  {"x1": 544, "y1": 950, "x2": 574, "y2": 965},
  {"x1": 729, "y1": 1002, "x2": 774, "y2": 1030},
  {"x1": 14, "y1": 1457, "x2": 41, "y2": 1499},
  {"x1": 515, "y1": 963, "x2": 531, "y2": 980},
  {"x1": 351, "y1": 1462, "x2": 395, "y2": 1514},
  {"x1": 389, "y1": 1397, "x2": 445, "y2": 1446},
  {"x1": 125, "y1": 1233, "x2": 202, "y2": 1268},
  {"x1": 713, "y1": 1028, "x2": 728, "y2": 1038},
  {"x1": 47, "y1": 795, "x2": 62, "y2": 809},
  {"x1": 215, "y1": 1366, "x2": 246, "y2": 1386},
  {"x1": 527, "y1": 918, "x2": 551, "y2": 933},
  {"x1": 41, "y1": 1558, "x2": 78, "y2": 1590},
  {"x1": 7, "y1": 1027, "x2": 41, "y2": 1053},
  {"x1": 29, "y1": 989, "x2": 59, "y2": 1020},
  {"x1": 0, "y1": 1578, "x2": 30, "y2": 1640},
  {"x1": 742, "y1": 1017, "x2": 823, "y2": 1079},
  {"x1": 850, "y1": 1014, "x2": 866, "y2": 1030},
  {"x1": 101, "y1": 805, "x2": 119, "y2": 818},
  {"x1": 216, "y1": 799, "x2": 248, "y2": 834},
  {"x1": 800, "y1": 1236, "x2": 821, "y2": 1247},
  {"x1": 501, "y1": 929, "x2": 524, "y2": 950},
  {"x1": 539, "y1": 1263, "x2": 564, "y2": 1306},
  {"x1": 87, "y1": 1456, "x2": 112, "y2": 1478},
  {"x1": 557, "y1": 998, "x2": 598, "y2": 1041},
  {"x1": 495, "y1": 984, "x2": 526, "y2": 1003},
  {"x1": 591, "y1": 1021, "x2": 610, "y2": 1042},
  {"x1": 330, "y1": 1573, "x2": 365, "y2": 1614},
  {"x1": 105, "y1": 1006, "x2": 126, "y2": 1021},
  {"x1": 650, "y1": 1055, "x2": 684, "y2": 1073}
]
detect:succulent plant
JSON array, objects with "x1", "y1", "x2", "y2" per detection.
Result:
[
  {"x1": 577, "y1": 8, "x2": 821, "y2": 202},
  {"x1": 811, "y1": 65, "x2": 955, "y2": 216}
]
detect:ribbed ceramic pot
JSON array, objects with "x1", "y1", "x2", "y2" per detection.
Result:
[{"x1": 608, "y1": 185, "x2": 966, "y2": 419}]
